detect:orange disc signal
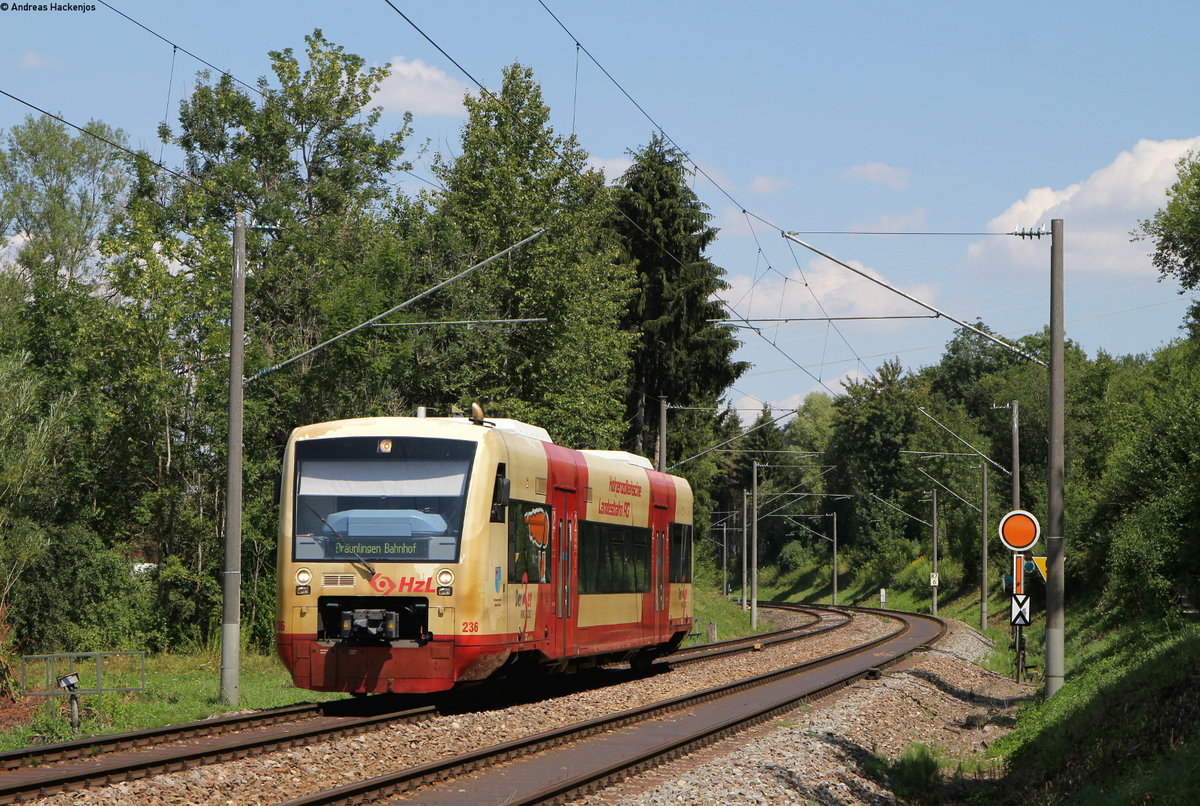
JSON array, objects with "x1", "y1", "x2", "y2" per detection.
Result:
[{"x1": 998, "y1": 509, "x2": 1041, "y2": 552}]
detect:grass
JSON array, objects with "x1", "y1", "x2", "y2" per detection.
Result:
[
  {"x1": 0, "y1": 649, "x2": 345, "y2": 751},
  {"x1": 982, "y1": 611, "x2": 1200, "y2": 804},
  {"x1": 755, "y1": 552, "x2": 1200, "y2": 804},
  {"x1": 8, "y1": 559, "x2": 1197, "y2": 805},
  {"x1": 1, "y1": 586, "x2": 760, "y2": 749},
  {"x1": 683, "y1": 583, "x2": 772, "y2": 646}
]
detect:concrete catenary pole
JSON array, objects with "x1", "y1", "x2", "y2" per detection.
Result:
[
  {"x1": 931, "y1": 488, "x2": 939, "y2": 616},
  {"x1": 1010, "y1": 400, "x2": 1020, "y2": 510},
  {"x1": 830, "y1": 511, "x2": 838, "y2": 606},
  {"x1": 1046, "y1": 219, "x2": 1066, "y2": 697},
  {"x1": 981, "y1": 463, "x2": 988, "y2": 632},
  {"x1": 721, "y1": 521, "x2": 728, "y2": 597},
  {"x1": 741, "y1": 489, "x2": 748, "y2": 611},
  {"x1": 221, "y1": 212, "x2": 246, "y2": 706},
  {"x1": 657, "y1": 396, "x2": 667, "y2": 472},
  {"x1": 751, "y1": 462, "x2": 759, "y2": 629}
]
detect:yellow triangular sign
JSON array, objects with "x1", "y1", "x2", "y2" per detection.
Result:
[{"x1": 1032, "y1": 556, "x2": 1048, "y2": 581}]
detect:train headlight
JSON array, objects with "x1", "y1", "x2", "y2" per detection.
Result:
[
  {"x1": 295, "y1": 568, "x2": 312, "y2": 586},
  {"x1": 436, "y1": 568, "x2": 455, "y2": 587}
]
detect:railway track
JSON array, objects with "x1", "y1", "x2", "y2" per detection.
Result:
[
  {"x1": 0, "y1": 603, "x2": 850, "y2": 803},
  {"x1": 275, "y1": 607, "x2": 944, "y2": 806}
]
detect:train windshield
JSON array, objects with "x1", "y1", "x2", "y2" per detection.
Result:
[{"x1": 292, "y1": 436, "x2": 476, "y2": 563}]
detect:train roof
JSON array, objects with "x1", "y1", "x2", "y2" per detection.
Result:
[{"x1": 578, "y1": 450, "x2": 654, "y2": 469}]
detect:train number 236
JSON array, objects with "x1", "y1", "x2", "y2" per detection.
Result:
[{"x1": 461, "y1": 621, "x2": 480, "y2": 633}]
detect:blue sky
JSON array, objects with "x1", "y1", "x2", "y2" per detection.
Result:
[{"x1": 3, "y1": 1, "x2": 1198, "y2": 419}]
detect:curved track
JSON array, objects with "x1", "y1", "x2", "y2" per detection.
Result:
[
  {"x1": 280, "y1": 607, "x2": 944, "y2": 806},
  {"x1": 0, "y1": 603, "x2": 856, "y2": 804}
]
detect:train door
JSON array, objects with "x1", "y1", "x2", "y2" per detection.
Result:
[
  {"x1": 552, "y1": 487, "x2": 579, "y2": 657},
  {"x1": 652, "y1": 505, "x2": 668, "y2": 639}
]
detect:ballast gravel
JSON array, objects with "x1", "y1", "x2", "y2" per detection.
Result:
[{"x1": 25, "y1": 613, "x2": 1030, "y2": 805}]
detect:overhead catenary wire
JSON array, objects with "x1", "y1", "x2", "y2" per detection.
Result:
[
  {"x1": 379, "y1": 4, "x2": 846, "y2": 399},
  {"x1": 782, "y1": 231, "x2": 1048, "y2": 368},
  {"x1": 247, "y1": 229, "x2": 546, "y2": 383},
  {"x1": 518, "y1": 2, "x2": 846, "y2": 395}
]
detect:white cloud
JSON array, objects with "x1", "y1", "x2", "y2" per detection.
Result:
[
  {"x1": 588, "y1": 156, "x2": 632, "y2": 182},
  {"x1": 722, "y1": 257, "x2": 939, "y2": 322},
  {"x1": 845, "y1": 162, "x2": 909, "y2": 191},
  {"x1": 852, "y1": 207, "x2": 928, "y2": 233},
  {"x1": 373, "y1": 57, "x2": 471, "y2": 116},
  {"x1": 967, "y1": 137, "x2": 1200, "y2": 275},
  {"x1": 2, "y1": 233, "x2": 29, "y2": 262},
  {"x1": 748, "y1": 175, "x2": 789, "y2": 195},
  {"x1": 19, "y1": 51, "x2": 52, "y2": 70}
]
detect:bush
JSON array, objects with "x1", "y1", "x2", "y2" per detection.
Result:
[
  {"x1": 779, "y1": 540, "x2": 816, "y2": 573},
  {"x1": 858, "y1": 532, "x2": 916, "y2": 589},
  {"x1": 890, "y1": 743, "x2": 942, "y2": 801},
  {"x1": 1101, "y1": 506, "x2": 1178, "y2": 620},
  {"x1": 8, "y1": 523, "x2": 157, "y2": 653}
]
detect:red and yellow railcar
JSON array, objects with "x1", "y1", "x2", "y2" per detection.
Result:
[{"x1": 275, "y1": 413, "x2": 694, "y2": 695}]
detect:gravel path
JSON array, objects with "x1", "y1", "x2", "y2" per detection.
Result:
[
  {"x1": 580, "y1": 620, "x2": 1032, "y2": 805},
  {"x1": 27, "y1": 613, "x2": 1028, "y2": 805}
]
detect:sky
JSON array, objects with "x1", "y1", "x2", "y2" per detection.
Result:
[{"x1": 3, "y1": 1, "x2": 1199, "y2": 422}]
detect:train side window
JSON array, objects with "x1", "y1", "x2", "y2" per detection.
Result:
[
  {"x1": 669, "y1": 522, "x2": 693, "y2": 583},
  {"x1": 489, "y1": 463, "x2": 510, "y2": 523},
  {"x1": 578, "y1": 521, "x2": 651, "y2": 594},
  {"x1": 509, "y1": 500, "x2": 551, "y2": 584}
]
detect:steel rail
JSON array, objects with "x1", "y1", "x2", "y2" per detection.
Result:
[
  {"x1": 277, "y1": 608, "x2": 943, "y2": 806},
  {"x1": 0, "y1": 701, "x2": 326, "y2": 771},
  {"x1": 0, "y1": 604, "x2": 839, "y2": 802},
  {"x1": 0, "y1": 704, "x2": 438, "y2": 804},
  {"x1": 668, "y1": 603, "x2": 850, "y2": 665}
]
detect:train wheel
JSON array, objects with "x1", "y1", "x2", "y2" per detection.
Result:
[{"x1": 631, "y1": 648, "x2": 658, "y2": 671}]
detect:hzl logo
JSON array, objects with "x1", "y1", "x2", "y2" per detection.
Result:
[{"x1": 370, "y1": 574, "x2": 434, "y2": 594}]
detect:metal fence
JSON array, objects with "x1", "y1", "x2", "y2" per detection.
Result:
[{"x1": 21, "y1": 651, "x2": 146, "y2": 727}]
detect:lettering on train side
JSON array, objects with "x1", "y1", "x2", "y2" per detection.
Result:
[
  {"x1": 513, "y1": 590, "x2": 534, "y2": 621},
  {"x1": 597, "y1": 499, "x2": 632, "y2": 518},
  {"x1": 608, "y1": 478, "x2": 643, "y2": 497}
]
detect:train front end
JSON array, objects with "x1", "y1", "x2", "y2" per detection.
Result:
[{"x1": 275, "y1": 417, "x2": 502, "y2": 695}]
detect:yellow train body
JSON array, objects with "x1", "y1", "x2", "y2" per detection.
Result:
[{"x1": 276, "y1": 415, "x2": 694, "y2": 694}]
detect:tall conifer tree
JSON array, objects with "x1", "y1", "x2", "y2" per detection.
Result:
[{"x1": 609, "y1": 134, "x2": 746, "y2": 455}]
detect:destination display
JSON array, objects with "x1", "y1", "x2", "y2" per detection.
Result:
[{"x1": 329, "y1": 538, "x2": 429, "y2": 561}]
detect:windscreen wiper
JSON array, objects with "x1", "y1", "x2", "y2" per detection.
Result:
[{"x1": 301, "y1": 501, "x2": 377, "y2": 578}]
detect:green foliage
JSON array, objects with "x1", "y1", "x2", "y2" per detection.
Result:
[
  {"x1": 429, "y1": 63, "x2": 636, "y2": 447},
  {"x1": 990, "y1": 614, "x2": 1200, "y2": 804},
  {"x1": 855, "y1": 519, "x2": 917, "y2": 590},
  {"x1": 0, "y1": 114, "x2": 129, "y2": 282},
  {"x1": 609, "y1": 133, "x2": 746, "y2": 455},
  {"x1": 1100, "y1": 505, "x2": 1180, "y2": 620},
  {"x1": 826, "y1": 359, "x2": 922, "y2": 539},
  {"x1": 1137, "y1": 150, "x2": 1200, "y2": 291},
  {"x1": 8, "y1": 524, "x2": 156, "y2": 652},
  {"x1": 890, "y1": 742, "x2": 943, "y2": 802},
  {"x1": 779, "y1": 540, "x2": 817, "y2": 573}
]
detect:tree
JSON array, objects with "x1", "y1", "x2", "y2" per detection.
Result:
[
  {"x1": 1137, "y1": 151, "x2": 1200, "y2": 291},
  {"x1": 0, "y1": 353, "x2": 70, "y2": 613},
  {"x1": 0, "y1": 114, "x2": 128, "y2": 284},
  {"x1": 609, "y1": 133, "x2": 747, "y2": 455},
  {"x1": 429, "y1": 63, "x2": 635, "y2": 447},
  {"x1": 827, "y1": 360, "x2": 920, "y2": 499},
  {"x1": 0, "y1": 352, "x2": 72, "y2": 690},
  {"x1": 920, "y1": 323, "x2": 1025, "y2": 421},
  {"x1": 101, "y1": 30, "x2": 417, "y2": 646}
]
